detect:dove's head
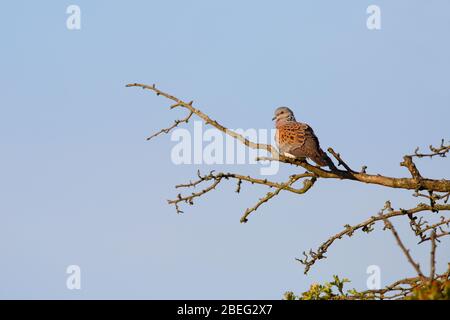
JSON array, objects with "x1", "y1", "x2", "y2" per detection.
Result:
[{"x1": 272, "y1": 106, "x2": 296, "y2": 123}]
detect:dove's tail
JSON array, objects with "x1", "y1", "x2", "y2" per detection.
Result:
[{"x1": 310, "y1": 149, "x2": 337, "y2": 170}]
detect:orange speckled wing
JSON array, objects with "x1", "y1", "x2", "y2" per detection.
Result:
[
  {"x1": 275, "y1": 120, "x2": 329, "y2": 166},
  {"x1": 276, "y1": 122, "x2": 309, "y2": 154}
]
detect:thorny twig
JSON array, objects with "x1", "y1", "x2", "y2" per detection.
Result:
[
  {"x1": 382, "y1": 213, "x2": 425, "y2": 278},
  {"x1": 407, "y1": 139, "x2": 450, "y2": 159},
  {"x1": 297, "y1": 202, "x2": 450, "y2": 274},
  {"x1": 167, "y1": 170, "x2": 316, "y2": 222}
]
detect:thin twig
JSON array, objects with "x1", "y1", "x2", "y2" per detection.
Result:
[
  {"x1": 430, "y1": 230, "x2": 437, "y2": 280},
  {"x1": 327, "y1": 148, "x2": 355, "y2": 173},
  {"x1": 407, "y1": 139, "x2": 449, "y2": 159},
  {"x1": 240, "y1": 176, "x2": 316, "y2": 223},
  {"x1": 382, "y1": 216, "x2": 425, "y2": 278},
  {"x1": 146, "y1": 111, "x2": 193, "y2": 140}
]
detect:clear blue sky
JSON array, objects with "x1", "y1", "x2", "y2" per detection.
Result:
[{"x1": 0, "y1": 1, "x2": 449, "y2": 299}]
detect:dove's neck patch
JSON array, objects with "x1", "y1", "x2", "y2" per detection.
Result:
[{"x1": 276, "y1": 116, "x2": 296, "y2": 127}]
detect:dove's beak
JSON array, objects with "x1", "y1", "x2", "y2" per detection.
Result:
[{"x1": 272, "y1": 116, "x2": 276, "y2": 121}]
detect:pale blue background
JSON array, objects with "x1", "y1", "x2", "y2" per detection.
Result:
[{"x1": 0, "y1": 1, "x2": 449, "y2": 299}]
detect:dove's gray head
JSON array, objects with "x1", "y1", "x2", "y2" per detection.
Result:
[{"x1": 272, "y1": 106, "x2": 296, "y2": 123}]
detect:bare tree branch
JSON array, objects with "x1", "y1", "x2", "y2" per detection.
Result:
[
  {"x1": 240, "y1": 175, "x2": 316, "y2": 223},
  {"x1": 430, "y1": 230, "x2": 437, "y2": 280},
  {"x1": 126, "y1": 83, "x2": 275, "y2": 155},
  {"x1": 127, "y1": 83, "x2": 450, "y2": 195},
  {"x1": 327, "y1": 147, "x2": 355, "y2": 173},
  {"x1": 400, "y1": 155, "x2": 423, "y2": 183},
  {"x1": 128, "y1": 83, "x2": 450, "y2": 299},
  {"x1": 146, "y1": 110, "x2": 193, "y2": 141},
  {"x1": 382, "y1": 214, "x2": 425, "y2": 278},
  {"x1": 407, "y1": 139, "x2": 450, "y2": 159},
  {"x1": 297, "y1": 202, "x2": 450, "y2": 274},
  {"x1": 168, "y1": 170, "x2": 316, "y2": 222},
  {"x1": 358, "y1": 276, "x2": 422, "y2": 300},
  {"x1": 354, "y1": 270, "x2": 449, "y2": 300}
]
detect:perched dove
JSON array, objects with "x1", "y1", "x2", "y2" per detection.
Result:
[{"x1": 273, "y1": 106, "x2": 333, "y2": 167}]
